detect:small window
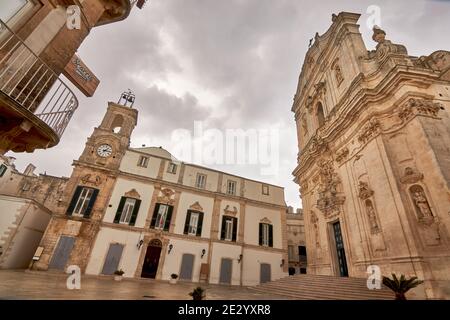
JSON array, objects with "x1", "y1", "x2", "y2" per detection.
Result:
[
  {"x1": 227, "y1": 180, "x2": 236, "y2": 195},
  {"x1": 22, "y1": 182, "x2": 31, "y2": 191},
  {"x1": 0, "y1": 164, "x2": 7, "y2": 177},
  {"x1": 196, "y1": 173, "x2": 207, "y2": 189},
  {"x1": 119, "y1": 198, "x2": 136, "y2": 224},
  {"x1": 167, "y1": 162, "x2": 177, "y2": 174},
  {"x1": 262, "y1": 184, "x2": 269, "y2": 195},
  {"x1": 137, "y1": 156, "x2": 149, "y2": 168}
]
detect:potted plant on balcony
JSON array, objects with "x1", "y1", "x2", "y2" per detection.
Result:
[
  {"x1": 114, "y1": 269, "x2": 125, "y2": 281},
  {"x1": 169, "y1": 273, "x2": 179, "y2": 284},
  {"x1": 189, "y1": 287, "x2": 205, "y2": 300},
  {"x1": 382, "y1": 273, "x2": 423, "y2": 300}
]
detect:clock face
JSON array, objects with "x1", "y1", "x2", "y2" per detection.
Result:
[{"x1": 96, "y1": 144, "x2": 112, "y2": 158}]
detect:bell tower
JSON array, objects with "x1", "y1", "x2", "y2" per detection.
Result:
[
  {"x1": 79, "y1": 91, "x2": 138, "y2": 169},
  {"x1": 34, "y1": 91, "x2": 139, "y2": 273}
]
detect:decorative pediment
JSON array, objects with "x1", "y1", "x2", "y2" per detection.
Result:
[
  {"x1": 81, "y1": 174, "x2": 102, "y2": 186},
  {"x1": 358, "y1": 181, "x2": 374, "y2": 200},
  {"x1": 400, "y1": 167, "x2": 424, "y2": 184},
  {"x1": 157, "y1": 188, "x2": 175, "y2": 205},
  {"x1": 260, "y1": 217, "x2": 272, "y2": 224},
  {"x1": 189, "y1": 201, "x2": 203, "y2": 212},
  {"x1": 224, "y1": 205, "x2": 238, "y2": 216},
  {"x1": 124, "y1": 188, "x2": 141, "y2": 199}
]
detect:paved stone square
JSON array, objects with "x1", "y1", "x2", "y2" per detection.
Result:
[{"x1": 0, "y1": 270, "x2": 290, "y2": 300}]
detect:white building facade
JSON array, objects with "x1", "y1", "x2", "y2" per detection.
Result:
[{"x1": 34, "y1": 100, "x2": 288, "y2": 286}]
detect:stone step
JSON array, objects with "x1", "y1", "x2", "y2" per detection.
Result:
[
  {"x1": 250, "y1": 274, "x2": 394, "y2": 300},
  {"x1": 249, "y1": 286, "x2": 392, "y2": 300},
  {"x1": 274, "y1": 278, "x2": 385, "y2": 290},
  {"x1": 257, "y1": 283, "x2": 392, "y2": 299}
]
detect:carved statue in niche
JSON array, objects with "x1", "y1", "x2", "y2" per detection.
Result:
[
  {"x1": 410, "y1": 186, "x2": 433, "y2": 220},
  {"x1": 365, "y1": 200, "x2": 380, "y2": 233},
  {"x1": 358, "y1": 181, "x2": 374, "y2": 200},
  {"x1": 333, "y1": 60, "x2": 344, "y2": 86},
  {"x1": 310, "y1": 211, "x2": 320, "y2": 247}
]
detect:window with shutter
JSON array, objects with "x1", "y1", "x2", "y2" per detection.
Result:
[
  {"x1": 196, "y1": 173, "x2": 207, "y2": 189},
  {"x1": 227, "y1": 180, "x2": 236, "y2": 195},
  {"x1": 69, "y1": 186, "x2": 98, "y2": 217},
  {"x1": 115, "y1": 198, "x2": 137, "y2": 224},
  {"x1": 167, "y1": 162, "x2": 177, "y2": 174},
  {"x1": 0, "y1": 164, "x2": 7, "y2": 177},
  {"x1": 137, "y1": 156, "x2": 149, "y2": 167},
  {"x1": 154, "y1": 204, "x2": 169, "y2": 230},
  {"x1": 260, "y1": 223, "x2": 273, "y2": 247}
]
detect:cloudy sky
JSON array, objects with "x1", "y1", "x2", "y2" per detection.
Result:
[{"x1": 8, "y1": 0, "x2": 450, "y2": 208}]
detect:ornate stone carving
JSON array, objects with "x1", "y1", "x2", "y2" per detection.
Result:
[
  {"x1": 332, "y1": 59, "x2": 344, "y2": 86},
  {"x1": 224, "y1": 205, "x2": 238, "y2": 216},
  {"x1": 157, "y1": 188, "x2": 175, "y2": 205},
  {"x1": 400, "y1": 167, "x2": 424, "y2": 184},
  {"x1": 358, "y1": 181, "x2": 374, "y2": 200},
  {"x1": 310, "y1": 211, "x2": 320, "y2": 248},
  {"x1": 307, "y1": 135, "x2": 328, "y2": 155},
  {"x1": 189, "y1": 201, "x2": 203, "y2": 212},
  {"x1": 368, "y1": 26, "x2": 407, "y2": 60},
  {"x1": 398, "y1": 98, "x2": 442, "y2": 121},
  {"x1": 124, "y1": 188, "x2": 141, "y2": 199},
  {"x1": 358, "y1": 118, "x2": 381, "y2": 144},
  {"x1": 316, "y1": 159, "x2": 345, "y2": 219},
  {"x1": 335, "y1": 147, "x2": 349, "y2": 164},
  {"x1": 365, "y1": 199, "x2": 380, "y2": 234},
  {"x1": 80, "y1": 174, "x2": 102, "y2": 186}
]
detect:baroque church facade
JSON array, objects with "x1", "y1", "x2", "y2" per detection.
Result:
[
  {"x1": 32, "y1": 95, "x2": 288, "y2": 286},
  {"x1": 292, "y1": 12, "x2": 450, "y2": 299}
]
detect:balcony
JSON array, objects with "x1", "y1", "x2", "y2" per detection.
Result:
[{"x1": 0, "y1": 20, "x2": 78, "y2": 153}]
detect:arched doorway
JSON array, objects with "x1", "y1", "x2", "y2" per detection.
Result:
[{"x1": 141, "y1": 239, "x2": 162, "y2": 279}]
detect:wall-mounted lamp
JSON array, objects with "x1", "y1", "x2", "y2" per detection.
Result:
[
  {"x1": 280, "y1": 259, "x2": 285, "y2": 267},
  {"x1": 237, "y1": 254, "x2": 243, "y2": 264},
  {"x1": 168, "y1": 244, "x2": 173, "y2": 254},
  {"x1": 137, "y1": 239, "x2": 144, "y2": 250},
  {"x1": 201, "y1": 249, "x2": 206, "y2": 258}
]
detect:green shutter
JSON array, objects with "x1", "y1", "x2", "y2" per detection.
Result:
[
  {"x1": 129, "y1": 199, "x2": 141, "y2": 226},
  {"x1": 83, "y1": 189, "x2": 98, "y2": 218},
  {"x1": 183, "y1": 210, "x2": 192, "y2": 235},
  {"x1": 114, "y1": 197, "x2": 126, "y2": 223},
  {"x1": 66, "y1": 186, "x2": 82, "y2": 216},
  {"x1": 196, "y1": 212, "x2": 204, "y2": 237},
  {"x1": 259, "y1": 223, "x2": 263, "y2": 246},
  {"x1": 164, "y1": 205, "x2": 173, "y2": 231},
  {"x1": 150, "y1": 204, "x2": 160, "y2": 228},
  {"x1": 220, "y1": 216, "x2": 226, "y2": 240},
  {"x1": 232, "y1": 217, "x2": 238, "y2": 242},
  {"x1": 269, "y1": 224, "x2": 273, "y2": 247}
]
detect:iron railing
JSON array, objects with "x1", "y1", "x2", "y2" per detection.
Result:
[{"x1": 0, "y1": 19, "x2": 78, "y2": 138}]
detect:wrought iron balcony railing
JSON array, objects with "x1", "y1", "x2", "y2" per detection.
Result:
[{"x1": 0, "y1": 19, "x2": 78, "y2": 138}]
